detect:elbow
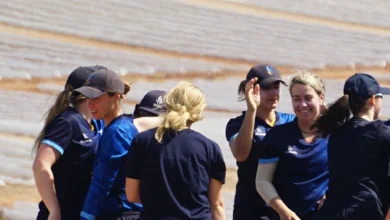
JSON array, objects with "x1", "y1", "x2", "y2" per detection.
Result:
[
  {"x1": 210, "y1": 200, "x2": 224, "y2": 211},
  {"x1": 233, "y1": 153, "x2": 249, "y2": 162},
  {"x1": 230, "y1": 143, "x2": 249, "y2": 162},
  {"x1": 32, "y1": 159, "x2": 51, "y2": 178},
  {"x1": 255, "y1": 180, "x2": 263, "y2": 196},
  {"x1": 32, "y1": 159, "x2": 44, "y2": 173}
]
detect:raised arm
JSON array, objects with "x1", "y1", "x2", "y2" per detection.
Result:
[
  {"x1": 229, "y1": 109, "x2": 256, "y2": 162},
  {"x1": 228, "y1": 77, "x2": 260, "y2": 162}
]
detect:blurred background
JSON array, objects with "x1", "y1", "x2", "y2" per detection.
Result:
[{"x1": 1, "y1": 0, "x2": 390, "y2": 219}]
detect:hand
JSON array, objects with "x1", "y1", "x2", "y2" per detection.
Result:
[
  {"x1": 279, "y1": 210, "x2": 301, "y2": 220},
  {"x1": 317, "y1": 195, "x2": 326, "y2": 210},
  {"x1": 48, "y1": 209, "x2": 61, "y2": 220},
  {"x1": 245, "y1": 77, "x2": 261, "y2": 111}
]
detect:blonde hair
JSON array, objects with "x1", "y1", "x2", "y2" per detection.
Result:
[
  {"x1": 154, "y1": 81, "x2": 206, "y2": 143},
  {"x1": 33, "y1": 85, "x2": 86, "y2": 154},
  {"x1": 289, "y1": 70, "x2": 325, "y2": 96}
]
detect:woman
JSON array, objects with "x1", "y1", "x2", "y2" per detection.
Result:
[
  {"x1": 76, "y1": 69, "x2": 163, "y2": 220},
  {"x1": 33, "y1": 65, "x2": 105, "y2": 220},
  {"x1": 225, "y1": 64, "x2": 295, "y2": 219},
  {"x1": 313, "y1": 73, "x2": 390, "y2": 220},
  {"x1": 125, "y1": 81, "x2": 227, "y2": 220},
  {"x1": 256, "y1": 71, "x2": 329, "y2": 220}
]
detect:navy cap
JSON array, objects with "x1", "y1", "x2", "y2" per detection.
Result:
[
  {"x1": 134, "y1": 90, "x2": 167, "y2": 116},
  {"x1": 246, "y1": 64, "x2": 287, "y2": 87},
  {"x1": 343, "y1": 73, "x2": 390, "y2": 99},
  {"x1": 74, "y1": 68, "x2": 125, "y2": 99},
  {"x1": 65, "y1": 65, "x2": 107, "y2": 91}
]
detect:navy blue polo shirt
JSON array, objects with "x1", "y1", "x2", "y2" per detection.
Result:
[
  {"x1": 384, "y1": 120, "x2": 390, "y2": 216},
  {"x1": 125, "y1": 128, "x2": 226, "y2": 220},
  {"x1": 315, "y1": 117, "x2": 390, "y2": 220},
  {"x1": 81, "y1": 114, "x2": 142, "y2": 220},
  {"x1": 225, "y1": 111, "x2": 295, "y2": 212},
  {"x1": 259, "y1": 119, "x2": 329, "y2": 217},
  {"x1": 38, "y1": 107, "x2": 104, "y2": 217}
]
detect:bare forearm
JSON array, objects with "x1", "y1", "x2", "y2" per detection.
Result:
[
  {"x1": 385, "y1": 207, "x2": 390, "y2": 220},
  {"x1": 33, "y1": 165, "x2": 60, "y2": 213},
  {"x1": 211, "y1": 204, "x2": 226, "y2": 220},
  {"x1": 269, "y1": 197, "x2": 293, "y2": 216},
  {"x1": 231, "y1": 109, "x2": 256, "y2": 161}
]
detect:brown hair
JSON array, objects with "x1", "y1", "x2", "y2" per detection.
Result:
[
  {"x1": 107, "y1": 81, "x2": 131, "y2": 98},
  {"x1": 313, "y1": 95, "x2": 370, "y2": 137},
  {"x1": 33, "y1": 85, "x2": 86, "y2": 153},
  {"x1": 237, "y1": 80, "x2": 247, "y2": 101}
]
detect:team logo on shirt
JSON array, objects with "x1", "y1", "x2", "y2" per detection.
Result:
[
  {"x1": 153, "y1": 96, "x2": 164, "y2": 109},
  {"x1": 254, "y1": 126, "x2": 266, "y2": 137},
  {"x1": 80, "y1": 133, "x2": 93, "y2": 144},
  {"x1": 287, "y1": 145, "x2": 298, "y2": 155}
]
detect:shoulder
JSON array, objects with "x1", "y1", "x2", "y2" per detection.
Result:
[
  {"x1": 106, "y1": 115, "x2": 138, "y2": 138},
  {"x1": 135, "y1": 127, "x2": 157, "y2": 141},
  {"x1": 45, "y1": 109, "x2": 75, "y2": 130},
  {"x1": 276, "y1": 112, "x2": 296, "y2": 124},
  {"x1": 190, "y1": 129, "x2": 219, "y2": 145},
  {"x1": 264, "y1": 121, "x2": 296, "y2": 143},
  {"x1": 226, "y1": 112, "x2": 245, "y2": 127},
  {"x1": 373, "y1": 120, "x2": 390, "y2": 139}
]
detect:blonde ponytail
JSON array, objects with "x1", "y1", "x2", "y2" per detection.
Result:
[
  {"x1": 33, "y1": 86, "x2": 87, "y2": 154},
  {"x1": 33, "y1": 90, "x2": 71, "y2": 153},
  {"x1": 155, "y1": 81, "x2": 206, "y2": 143}
]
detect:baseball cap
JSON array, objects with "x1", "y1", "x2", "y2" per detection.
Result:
[
  {"x1": 343, "y1": 73, "x2": 390, "y2": 99},
  {"x1": 65, "y1": 65, "x2": 107, "y2": 91},
  {"x1": 74, "y1": 68, "x2": 125, "y2": 99},
  {"x1": 134, "y1": 90, "x2": 167, "y2": 116},
  {"x1": 245, "y1": 64, "x2": 287, "y2": 87}
]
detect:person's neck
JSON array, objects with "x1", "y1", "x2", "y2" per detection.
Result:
[
  {"x1": 103, "y1": 109, "x2": 122, "y2": 127},
  {"x1": 355, "y1": 111, "x2": 374, "y2": 121},
  {"x1": 75, "y1": 105, "x2": 93, "y2": 124},
  {"x1": 256, "y1": 107, "x2": 276, "y2": 126}
]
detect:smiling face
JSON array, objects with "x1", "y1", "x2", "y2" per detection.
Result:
[
  {"x1": 260, "y1": 82, "x2": 281, "y2": 110},
  {"x1": 291, "y1": 83, "x2": 324, "y2": 124},
  {"x1": 87, "y1": 93, "x2": 121, "y2": 124}
]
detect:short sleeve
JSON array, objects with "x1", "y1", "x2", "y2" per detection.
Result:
[
  {"x1": 210, "y1": 141, "x2": 226, "y2": 184},
  {"x1": 225, "y1": 116, "x2": 243, "y2": 143},
  {"x1": 258, "y1": 128, "x2": 283, "y2": 164},
  {"x1": 41, "y1": 117, "x2": 72, "y2": 155},
  {"x1": 125, "y1": 135, "x2": 141, "y2": 180},
  {"x1": 378, "y1": 123, "x2": 390, "y2": 156}
]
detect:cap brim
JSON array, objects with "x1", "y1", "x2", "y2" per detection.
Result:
[
  {"x1": 138, "y1": 106, "x2": 166, "y2": 116},
  {"x1": 74, "y1": 86, "x2": 105, "y2": 99},
  {"x1": 380, "y1": 87, "x2": 390, "y2": 95},
  {"x1": 259, "y1": 77, "x2": 287, "y2": 87}
]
